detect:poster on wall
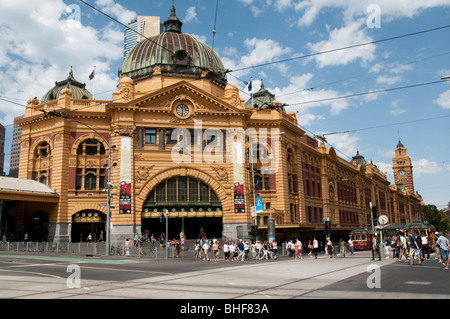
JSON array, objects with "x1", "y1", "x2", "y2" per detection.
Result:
[
  {"x1": 233, "y1": 141, "x2": 245, "y2": 213},
  {"x1": 119, "y1": 137, "x2": 132, "y2": 214}
]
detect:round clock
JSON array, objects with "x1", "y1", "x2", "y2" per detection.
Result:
[
  {"x1": 176, "y1": 104, "x2": 189, "y2": 117},
  {"x1": 399, "y1": 170, "x2": 405, "y2": 176}
]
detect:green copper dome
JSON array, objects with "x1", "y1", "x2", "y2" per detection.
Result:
[
  {"x1": 41, "y1": 68, "x2": 93, "y2": 103},
  {"x1": 119, "y1": 2, "x2": 227, "y2": 87}
]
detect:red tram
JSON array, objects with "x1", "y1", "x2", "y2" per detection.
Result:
[{"x1": 349, "y1": 228, "x2": 371, "y2": 250}]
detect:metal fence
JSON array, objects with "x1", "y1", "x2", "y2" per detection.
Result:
[{"x1": 0, "y1": 241, "x2": 177, "y2": 258}]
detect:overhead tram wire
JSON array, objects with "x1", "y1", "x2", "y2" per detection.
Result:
[
  {"x1": 211, "y1": 0, "x2": 219, "y2": 51},
  {"x1": 277, "y1": 50, "x2": 450, "y2": 99},
  {"x1": 320, "y1": 114, "x2": 450, "y2": 137},
  {"x1": 226, "y1": 23, "x2": 450, "y2": 74},
  {"x1": 285, "y1": 79, "x2": 446, "y2": 108}
]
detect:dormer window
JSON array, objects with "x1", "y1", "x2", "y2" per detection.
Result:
[{"x1": 173, "y1": 50, "x2": 190, "y2": 65}]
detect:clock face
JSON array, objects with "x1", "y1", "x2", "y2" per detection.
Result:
[
  {"x1": 176, "y1": 104, "x2": 189, "y2": 117},
  {"x1": 399, "y1": 170, "x2": 405, "y2": 176}
]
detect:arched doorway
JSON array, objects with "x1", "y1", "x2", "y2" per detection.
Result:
[
  {"x1": 71, "y1": 210, "x2": 106, "y2": 242},
  {"x1": 142, "y1": 176, "x2": 223, "y2": 239},
  {"x1": 29, "y1": 211, "x2": 49, "y2": 241}
]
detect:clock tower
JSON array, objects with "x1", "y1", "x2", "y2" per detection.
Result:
[{"x1": 392, "y1": 140, "x2": 414, "y2": 193}]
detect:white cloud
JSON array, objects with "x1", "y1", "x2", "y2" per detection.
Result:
[
  {"x1": 434, "y1": 89, "x2": 450, "y2": 109},
  {"x1": 413, "y1": 159, "x2": 443, "y2": 177},
  {"x1": 325, "y1": 133, "x2": 359, "y2": 159},
  {"x1": 184, "y1": 6, "x2": 198, "y2": 23},
  {"x1": 376, "y1": 75, "x2": 402, "y2": 85},
  {"x1": 0, "y1": 0, "x2": 126, "y2": 124},
  {"x1": 94, "y1": 0, "x2": 136, "y2": 24},
  {"x1": 305, "y1": 19, "x2": 376, "y2": 68}
]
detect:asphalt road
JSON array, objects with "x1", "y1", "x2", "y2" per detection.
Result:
[{"x1": 0, "y1": 251, "x2": 448, "y2": 303}]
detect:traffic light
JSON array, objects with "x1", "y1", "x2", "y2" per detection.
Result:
[
  {"x1": 324, "y1": 220, "x2": 331, "y2": 234},
  {"x1": 371, "y1": 205, "x2": 378, "y2": 221},
  {"x1": 251, "y1": 225, "x2": 258, "y2": 236},
  {"x1": 160, "y1": 213, "x2": 164, "y2": 223}
]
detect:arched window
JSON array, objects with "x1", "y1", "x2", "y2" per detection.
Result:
[
  {"x1": 33, "y1": 141, "x2": 52, "y2": 185},
  {"x1": 75, "y1": 138, "x2": 107, "y2": 191},
  {"x1": 144, "y1": 177, "x2": 221, "y2": 212}
]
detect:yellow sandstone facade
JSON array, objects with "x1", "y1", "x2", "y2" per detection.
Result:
[{"x1": 14, "y1": 4, "x2": 423, "y2": 243}]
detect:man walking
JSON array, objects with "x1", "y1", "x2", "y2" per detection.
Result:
[{"x1": 433, "y1": 232, "x2": 449, "y2": 270}]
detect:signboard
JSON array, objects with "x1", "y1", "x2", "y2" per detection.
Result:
[
  {"x1": 378, "y1": 215, "x2": 388, "y2": 225},
  {"x1": 256, "y1": 197, "x2": 263, "y2": 213},
  {"x1": 233, "y1": 142, "x2": 245, "y2": 213},
  {"x1": 251, "y1": 206, "x2": 257, "y2": 217},
  {"x1": 119, "y1": 137, "x2": 132, "y2": 214}
]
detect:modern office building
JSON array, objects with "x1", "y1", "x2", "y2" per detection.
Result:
[
  {"x1": 124, "y1": 16, "x2": 163, "y2": 57},
  {"x1": 8, "y1": 116, "x2": 23, "y2": 177},
  {"x1": 10, "y1": 3, "x2": 423, "y2": 243},
  {"x1": 0, "y1": 123, "x2": 5, "y2": 175}
]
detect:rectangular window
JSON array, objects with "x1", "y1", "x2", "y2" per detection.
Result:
[
  {"x1": 145, "y1": 129, "x2": 157, "y2": 144},
  {"x1": 166, "y1": 129, "x2": 177, "y2": 145},
  {"x1": 178, "y1": 177, "x2": 188, "y2": 201},
  {"x1": 189, "y1": 179, "x2": 198, "y2": 202},
  {"x1": 199, "y1": 181, "x2": 209, "y2": 201},
  {"x1": 167, "y1": 178, "x2": 177, "y2": 202}
]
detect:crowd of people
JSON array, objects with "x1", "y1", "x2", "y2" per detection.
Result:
[
  {"x1": 193, "y1": 238, "x2": 279, "y2": 262},
  {"x1": 371, "y1": 230, "x2": 450, "y2": 269}
]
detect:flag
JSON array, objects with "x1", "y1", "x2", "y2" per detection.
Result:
[
  {"x1": 247, "y1": 79, "x2": 252, "y2": 92},
  {"x1": 89, "y1": 69, "x2": 95, "y2": 80}
]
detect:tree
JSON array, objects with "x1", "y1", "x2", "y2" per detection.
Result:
[{"x1": 423, "y1": 204, "x2": 450, "y2": 231}]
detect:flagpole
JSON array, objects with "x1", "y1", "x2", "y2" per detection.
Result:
[
  {"x1": 251, "y1": 76, "x2": 253, "y2": 108},
  {"x1": 93, "y1": 66, "x2": 96, "y2": 100}
]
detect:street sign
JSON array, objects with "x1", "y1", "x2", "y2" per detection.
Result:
[
  {"x1": 99, "y1": 203, "x2": 107, "y2": 207},
  {"x1": 378, "y1": 215, "x2": 388, "y2": 225},
  {"x1": 251, "y1": 206, "x2": 257, "y2": 217}
]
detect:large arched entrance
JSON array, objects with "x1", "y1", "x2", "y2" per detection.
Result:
[
  {"x1": 142, "y1": 176, "x2": 223, "y2": 239},
  {"x1": 71, "y1": 210, "x2": 106, "y2": 242}
]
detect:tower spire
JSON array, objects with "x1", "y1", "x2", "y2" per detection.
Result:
[{"x1": 164, "y1": 0, "x2": 183, "y2": 33}]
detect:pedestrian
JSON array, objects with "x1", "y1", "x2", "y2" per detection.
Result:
[
  {"x1": 263, "y1": 241, "x2": 269, "y2": 260},
  {"x1": 272, "y1": 241, "x2": 278, "y2": 260},
  {"x1": 348, "y1": 237, "x2": 354, "y2": 255},
  {"x1": 24, "y1": 232, "x2": 29, "y2": 242},
  {"x1": 212, "y1": 240, "x2": 219, "y2": 261},
  {"x1": 391, "y1": 235, "x2": 400, "y2": 260},
  {"x1": 371, "y1": 235, "x2": 381, "y2": 261},
  {"x1": 98, "y1": 230, "x2": 104, "y2": 242},
  {"x1": 237, "y1": 239, "x2": 244, "y2": 261},
  {"x1": 135, "y1": 233, "x2": 143, "y2": 256},
  {"x1": 326, "y1": 238, "x2": 334, "y2": 259},
  {"x1": 86, "y1": 233, "x2": 93, "y2": 246},
  {"x1": 339, "y1": 238, "x2": 346, "y2": 257},
  {"x1": 432, "y1": 231, "x2": 449, "y2": 270},
  {"x1": 243, "y1": 241, "x2": 250, "y2": 261},
  {"x1": 124, "y1": 238, "x2": 131, "y2": 256},
  {"x1": 223, "y1": 241, "x2": 229, "y2": 261},
  {"x1": 229, "y1": 241, "x2": 236, "y2": 261},
  {"x1": 409, "y1": 231, "x2": 421, "y2": 265},
  {"x1": 313, "y1": 237, "x2": 319, "y2": 259},
  {"x1": 398, "y1": 232, "x2": 408, "y2": 262},
  {"x1": 158, "y1": 233, "x2": 165, "y2": 248},
  {"x1": 202, "y1": 239, "x2": 210, "y2": 261},
  {"x1": 421, "y1": 233, "x2": 430, "y2": 260}
]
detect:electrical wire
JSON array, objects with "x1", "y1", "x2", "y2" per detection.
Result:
[{"x1": 228, "y1": 24, "x2": 450, "y2": 73}]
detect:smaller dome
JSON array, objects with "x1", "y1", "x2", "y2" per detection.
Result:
[{"x1": 41, "y1": 67, "x2": 93, "y2": 103}]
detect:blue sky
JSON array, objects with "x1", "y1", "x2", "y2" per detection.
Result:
[{"x1": 0, "y1": 0, "x2": 450, "y2": 209}]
